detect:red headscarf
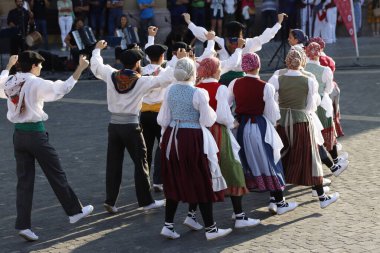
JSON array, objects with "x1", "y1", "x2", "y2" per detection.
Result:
[
  {"x1": 197, "y1": 57, "x2": 220, "y2": 79},
  {"x1": 306, "y1": 42, "x2": 322, "y2": 59},
  {"x1": 309, "y1": 37, "x2": 326, "y2": 50},
  {"x1": 241, "y1": 53, "x2": 261, "y2": 72}
]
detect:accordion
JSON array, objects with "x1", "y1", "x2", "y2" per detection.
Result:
[
  {"x1": 116, "y1": 26, "x2": 140, "y2": 49},
  {"x1": 72, "y1": 26, "x2": 97, "y2": 51}
]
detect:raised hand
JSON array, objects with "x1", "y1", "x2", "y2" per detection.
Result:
[
  {"x1": 182, "y1": 13, "x2": 191, "y2": 24},
  {"x1": 205, "y1": 31, "x2": 216, "y2": 41},
  {"x1": 78, "y1": 55, "x2": 89, "y2": 70},
  {"x1": 95, "y1": 40, "x2": 108, "y2": 50},
  {"x1": 148, "y1": 26, "x2": 158, "y2": 37},
  {"x1": 237, "y1": 38, "x2": 246, "y2": 49},
  {"x1": 7, "y1": 55, "x2": 18, "y2": 70},
  {"x1": 277, "y1": 13, "x2": 288, "y2": 25}
]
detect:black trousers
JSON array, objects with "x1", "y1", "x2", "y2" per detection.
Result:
[
  {"x1": 13, "y1": 130, "x2": 83, "y2": 230},
  {"x1": 105, "y1": 123, "x2": 154, "y2": 207},
  {"x1": 140, "y1": 111, "x2": 162, "y2": 184}
]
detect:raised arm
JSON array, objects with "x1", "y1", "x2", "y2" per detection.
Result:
[
  {"x1": 91, "y1": 40, "x2": 117, "y2": 81},
  {"x1": 36, "y1": 55, "x2": 89, "y2": 102},
  {"x1": 244, "y1": 13, "x2": 286, "y2": 53}
]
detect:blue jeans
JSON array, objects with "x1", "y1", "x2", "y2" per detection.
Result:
[{"x1": 108, "y1": 8, "x2": 123, "y2": 35}]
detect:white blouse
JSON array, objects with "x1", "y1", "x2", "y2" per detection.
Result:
[
  {"x1": 0, "y1": 70, "x2": 10, "y2": 99},
  {"x1": 141, "y1": 64, "x2": 166, "y2": 105},
  {"x1": 6, "y1": 72, "x2": 77, "y2": 123},
  {"x1": 90, "y1": 48, "x2": 175, "y2": 115},
  {"x1": 307, "y1": 60, "x2": 334, "y2": 117},
  {"x1": 188, "y1": 21, "x2": 281, "y2": 65}
]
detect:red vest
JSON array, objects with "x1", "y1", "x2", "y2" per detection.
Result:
[
  {"x1": 233, "y1": 76, "x2": 266, "y2": 117},
  {"x1": 197, "y1": 82, "x2": 221, "y2": 111}
]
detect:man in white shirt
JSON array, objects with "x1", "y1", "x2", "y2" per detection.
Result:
[
  {"x1": 4, "y1": 51, "x2": 93, "y2": 242},
  {"x1": 90, "y1": 40, "x2": 187, "y2": 214}
]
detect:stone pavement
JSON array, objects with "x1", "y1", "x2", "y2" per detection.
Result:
[{"x1": 0, "y1": 39, "x2": 380, "y2": 253}]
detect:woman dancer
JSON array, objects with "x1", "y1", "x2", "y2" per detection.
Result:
[
  {"x1": 272, "y1": 49, "x2": 340, "y2": 208},
  {"x1": 158, "y1": 57, "x2": 232, "y2": 240},
  {"x1": 183, "y1": 57, "x2": 260, "y2": 230},
  {"x1": 229, "y1": 53, "x2": 298, "y2": 215}
]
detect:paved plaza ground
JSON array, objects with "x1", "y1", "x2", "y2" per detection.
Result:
[{"x1": 0, "y1": 37, "x2": 379, "y2": 252}]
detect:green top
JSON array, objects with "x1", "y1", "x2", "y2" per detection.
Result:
[
  {"x1": 192, "y1": 0, "x2": 205, "y2": 8},
  {"x1": 278, "y1": 75, "x2": 309, "y2": 126},
  {"x1": 15, "y1": 121, "x2": 46, "y2": 132}
]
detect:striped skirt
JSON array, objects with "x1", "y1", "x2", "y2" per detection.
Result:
[
  {"x1": 161, "y1": 127, "x2": 224, "y2": 203},
  {"x1": 277, "y1": 122, "x2": 324, "y2": 186},
  {"x1": 317, "y1": 105, "x2": 337, "y2": 151},
  {"x1": 237, "y1": 115, "x2": 286, "y2": 192},
  {"x1": 209, "y1": 123, "x2": 249, "y2": 196}
]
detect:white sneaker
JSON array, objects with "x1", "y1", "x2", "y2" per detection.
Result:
[
  {"x1": 276, "y1": 201, "x2": 298, "y2": 215},
  {"x1": 336, "y1": 152, "x2": 349, "y2": 162},
  {"x1": 183, "y1": 216, "x2": 203, "y2": 230},
  {"x1": 323, "y1": 178, "x2": 332, "y2": 186},
  {"x1": 103, "y1": 203, "x2": 118, "y2": 214},
  {"x1": 205, "y1": 227, "x2": 232, "y2": 241},
  {"x1": 312, "y1": 186, "x2": 330, "y2": 197},
  {"x1": 320, "y1": 192, "x2": 340, "y2": 209},
  {"x1": 143, "y1": 199, "x2": 165, "y2": 211},
  {"x1": 268, "y1": 202, "x2": 278, "y2": 214},
  {"x1": 160, "y1": 226, "x2": 180, "y2": 239},
  {"x1": 234, "y1": 213, "x2": 261, "y2": 228},
  {"x1": 69, "y1": 205, "x2": 94, "y2": 224},
  {"x1": 332, "y1": 160, "x2": 349, "y2": 177},
  {"x1": 19, "y1": 229, "x2": 39, "y2": 241},
  {"x1": 153, "y1": 184, "x2": 163, "y2": 192}
]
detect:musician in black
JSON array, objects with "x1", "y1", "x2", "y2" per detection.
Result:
[
  {"x1": 65, "y1": 18, "x2": 85, "y2": 66},
  {"x1": 114, "y1": 14, "x2": 140, "y2": 63},
  {"x1": 7, "y1": 0, "x2": 34, "y2": 55}
]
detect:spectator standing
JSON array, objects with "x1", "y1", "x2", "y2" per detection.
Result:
[
  {"x1": 191, "y1": 0, "x2": 206, "y2": 26},
  {"x1": 278, "y1": 0, "x2": 298, "y2": 37},
  {"x1": 167, "y1": 0, "x2": 189, "y2": 27},
  {"x1": 209, "y1": 0, "x2": 224, "y2": 36},
  {"x1": 73, "y1": 0, "x2": 90, "y2": 24},
  {"x1": 241, "y1": 0, "x2": 255, "y2": 37},
  {"x1": 107, "y1": 0, "x2": 124, "y2": 35},
  {"x1": 224, "y1": 0, "x2": 237, "y2": 25},
  {"x1": 30, "y1": 0, "x2": 50, "y2": 50},
  {"x1": 326, "y1": 1, "x2": 337, "y2": 43},
  {"x1": 89, "y1": 0, "x2": 106, "y2": 37},
  {"x1": 7, "y1": 0, "x2": 33, "y2": 55},
  {"x1": 353, "y1": 0, "x2": 364, "y2": 34},
  {"x1": 137, "y1": 0, "x2": 155, "y2": 46},
  {"x1": 57, "y1": 0, "x2": 74, "y2": 51},
  {"x1": 368, "y1": 0, "x2": 380, "y2": 37},
  {"x1": 261, "y1": 0, "x2": 277, "y2": 32},
  {"x1": 299, "y1": 0, "x2": 314, "y2": 37}
]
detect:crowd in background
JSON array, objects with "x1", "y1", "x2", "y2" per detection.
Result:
[{"x1": 5, "y1": 0, "x2": 380, "y2": 64}]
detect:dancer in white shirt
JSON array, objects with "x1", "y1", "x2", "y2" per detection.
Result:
[{"x1": 4, "y1": 51, "x2": 93, "y2": 242}]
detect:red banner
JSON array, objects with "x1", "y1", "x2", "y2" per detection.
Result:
[{"x1": 334, "y1": 0, "x2": 359, "y2": 57}]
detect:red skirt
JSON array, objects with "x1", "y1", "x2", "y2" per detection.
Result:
[
  {"x1": 277, "y1": 123, "x2": 323, "y2": 186},
  {"x1": 161, "y1": 127, "x2": 224, "y2": 203}
]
